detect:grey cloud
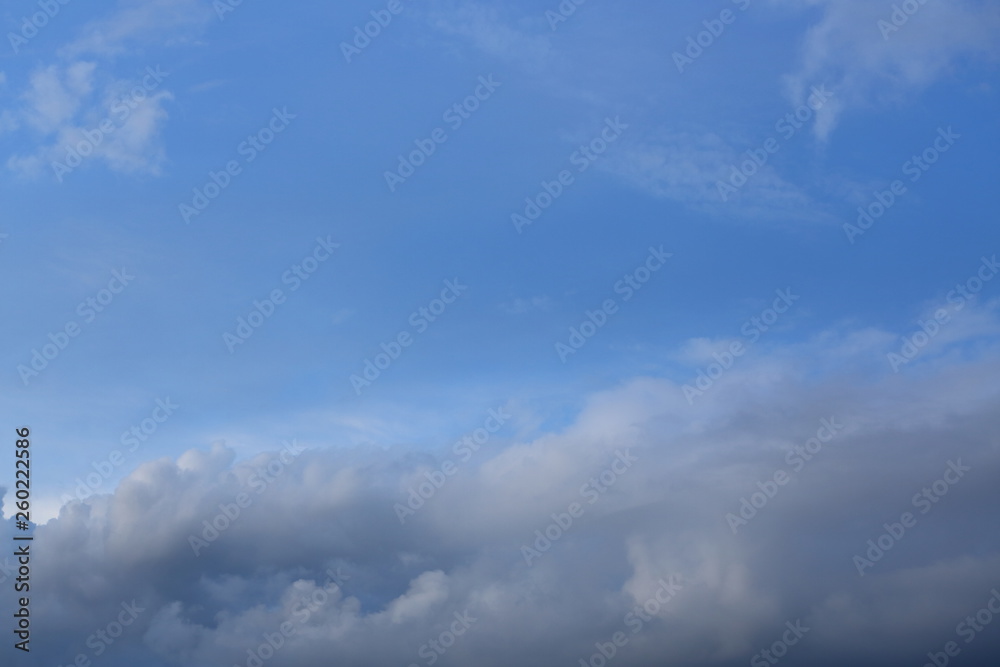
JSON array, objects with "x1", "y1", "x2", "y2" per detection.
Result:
[{"x1": 6, "y1": 318, "x2": 1000, "y2": 666}]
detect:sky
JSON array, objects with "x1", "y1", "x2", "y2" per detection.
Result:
[{"x1": 0, "y1": 0, "x2": 999, "y2": 665}]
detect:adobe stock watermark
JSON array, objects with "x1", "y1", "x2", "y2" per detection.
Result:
[
  {"x1": 340, "y1": 0, "x2": 411, "y2": 63},
  {"x1": 673, "y1": 0, "x2": 752, "y2": 73},
  {"x1": 223, "y1": 236, "x2": 340, "y2": 352},
  {"x1": 555, "y1": 246, "x2": 672, "y2": 363},
  {"x1": 60, "y1": 397, "x2": 180, "y2": 505},
  {"x1": 179, "y1": 107, "x2": 296, "y2": 223},
  {"x1": 887, "y1": 255, "x2": 998, "y2": 372},
  {"x1": 8, "y1": 0, "x2": 73, "y2": 54},
  {"x1": 233, "y1": 567, "x2": 350, "y2": 667},
  {"x1": 944, "y1": 255, "x2": 1000, "y2": 310},
  {"x1": 17, "y1": 268, "x2": 134, "y2": 386},
  {"x1": 55, "y1": 599, "x2": 146, "y2": 667},
  {"x1": 843, "y1": 126, "x2": 959, "y2": 243},
  {"x1": 682, "y1": 288, "x2": 800, "y2": 404},
  {"x1": 406, "y1": 609, "x2": 478, "y2": 667},
  {"x1": 521, "y1": 449, "x2": 638, "y2": 566},
  {"x1": 726, "y1": 417, "x2": 845, "y2": 534},
  {"x1": 384, "y1": 75, "x2": 501, "y2": 192},
  {"x1": 188, "y1": 439, "x2": 305, "y2": 556},
  {"x1": 545, "y1": 0, "x2": 589, "y2": 31},
  {"x1": 577, "y1": 575, "x2": 685, "y2": 667},
  {"x1": 750, "y1": 619, "x2": 810, "y2": 667},
  {"x1": 878, "y1": 0, "x2": 931, "y2": 40},
  {"x1": 853, "y1": 459, "x2": 971, "y2": 576},
  {"x1": 511, "y1": 116, "x2": 628, "y2": 233},
  {"x1": 920, "y1": 588, "x2": 1000, "y2": 667},
  {"x1": 716, "y1": 84, "x2": 834, "y2": 202},
  {"x1": 349, "y1": 278, "x2": 467, "y2": 395},
  {"x1": 394, "y1": 406, "x2": 511, "y2": 524}
]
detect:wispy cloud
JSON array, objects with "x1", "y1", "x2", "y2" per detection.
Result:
[
  {"x1": 499, "y1": 296, "x2": 551, "y2": 315},
  {"x1": 601, "y1": 129, "x2": 834, "y2": 223},
  {"x1": 776, "y1": 0, "x2": 1000, "y2": 140}
]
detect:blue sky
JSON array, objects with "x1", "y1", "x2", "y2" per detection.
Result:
[
  {"x1": 2, "y1": 0, "x2": 996, "y2": 513},
  {"x1": 1, "y1": 1, "x2": 1000, "y2": 666}
]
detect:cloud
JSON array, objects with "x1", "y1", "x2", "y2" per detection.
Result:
[
  {"x1": 59, "y1": 0, "x2": 214, "y2": 59},
  {"x1": 427, "y1": 0, "x2": 554, "y2": 70},
  {"x1": 499, "y1": 296, "x2": 551, "y2": 315},
  {"x1": 6, "y1": 302, "x2": 1000, "y2": 666},
  {"x1": 423, "y1": 0, "x2": 613, "y2": 106},
  {"x1": 3, "y1": 0, "x2": 215, "y2": 180},
  {"x1": 20, "y1": 62, "x2": 96, "y2": 133},
  {"x1": 601, "y1": 129, "x2": 835, "y2": 223},
  {"x1": 776, "y1": 0, "x2": 1000, "y2": 140},
  {"x1": 6, "y1": 64, "x2": 174, "y2": 179},
  {"x1": 422, "y1": 3, "x2": 836, "y2": 223}
]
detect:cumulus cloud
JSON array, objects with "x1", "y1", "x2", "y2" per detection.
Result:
[{"x1": 4, "y1": 302, "x2": 1000, "y2": 666}]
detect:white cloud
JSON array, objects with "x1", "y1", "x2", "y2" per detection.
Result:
[
  {"x1": 601, "y1": 129, "x2": 835, "y2": 223},
  {"x1": 7, "y1": 66, "x2": 174, "y2": 179},
  {"x1": 60, "y1": 0, "x2": 214, "y2": 59},
  {"x1": 20, "y1": 62, "x2": 96, "y2": 133},
  {"x1": 427, "y1": 0, "x2": 554, "y2": 70},
  {"x1": 776, "y1": 0, "x2": 1000, "y2": 140},
  {"x1": 3, "y1": 0, "x2": 216, "y2": 179}
]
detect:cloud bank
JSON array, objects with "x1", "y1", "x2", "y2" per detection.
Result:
[{"x1": 5, "y1": 303, "x2": 1000, "y2": 666}]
